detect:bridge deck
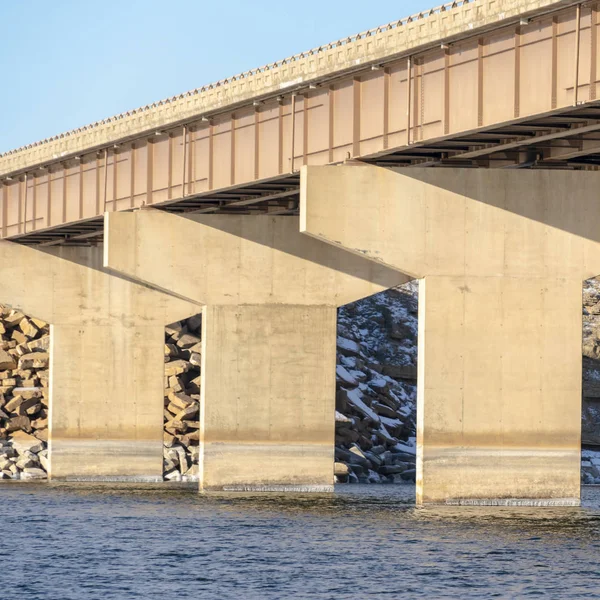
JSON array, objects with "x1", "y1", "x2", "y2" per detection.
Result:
[{"x1": 1, "y1": 0, "x2": 596, "y2": 245}]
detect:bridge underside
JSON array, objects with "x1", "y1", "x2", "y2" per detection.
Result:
[{"x1": 10, "y1": 102, "x2": 600, "y2": 246}]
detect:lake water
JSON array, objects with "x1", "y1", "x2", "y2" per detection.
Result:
[{"x1": 2, "y1": 483, "x2": 600, "y2": 599}]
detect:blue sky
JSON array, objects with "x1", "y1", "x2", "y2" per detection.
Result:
[{"x1": 0, "y1": 0, "x2": 436, "y2": 153}]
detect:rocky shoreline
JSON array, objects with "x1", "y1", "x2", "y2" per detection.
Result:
[
  {"x1": 162, "y1": 316, "x2": 202, "y2": 482},
  {"x1": 2, "y1": 277, "x2": 600, "y2": 483},
  {"x1": 333, "y1": 283, "x2": 418, "y2": 483},
  {"x1": 0, "y1": 307, "x2": 49, "y2": 480}
]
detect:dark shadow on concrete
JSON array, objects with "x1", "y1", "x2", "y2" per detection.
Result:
[
  {"x1": 180, "y1": 214, "x2": 412, "y2": 292},
  {"x1": 389, "y1": 167, "x2": 600, "y2": 248}
]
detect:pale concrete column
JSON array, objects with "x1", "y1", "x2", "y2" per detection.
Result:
[
  {"x1": 416, "y1": 275, "x2": 582, "y2": 504},
  {"x1": 104, "y1": 211, "x2": 408, "y2": 491},
  {"x1": 0, "y1": 242, "x2": 198, "y2": 480},
  {"x1": 302, "y1": 165, "x2": 600, "y2": 505},
  {"x1": 201, "y1": 304, "x2": 336, "y2": 491}
]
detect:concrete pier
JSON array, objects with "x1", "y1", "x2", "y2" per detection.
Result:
[
  {"x1": 104, "y1": 211, "x2": 408, "y2": 491},
  {"x1": 201, "y1": 304, "x2": 337, "y2": 491},
  {"x1": 301, "y1": 165, "x2": 600, "y2": 505},
  {"x1": 0, "y1": 242, "x2": 197, "y2": 480}
]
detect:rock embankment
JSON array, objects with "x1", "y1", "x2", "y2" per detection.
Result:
[
  {"x1": 581, "y1": 279, "x2": 600, "y2": 483},
  {"x1": 0, "y1": 306, "x2": 49, "y2": 480},
  {"x1": 334, "y1": 283, "x2": 419, "y2": 483},
  {"x1": 163, "y1": 315, "x2": 202, "y2": 481}
]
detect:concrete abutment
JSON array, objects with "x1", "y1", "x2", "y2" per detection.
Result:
[{"x1": 301, "y1": 165, "x2": 600, "y2": 505}]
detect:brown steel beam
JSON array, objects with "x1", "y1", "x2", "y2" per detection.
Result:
[
  {"x1": 446, "y1": 121, "x2": 600, "y2": 160},
  {"x1": 192, "y1": 188, "x2": 299, "y2": 214}
]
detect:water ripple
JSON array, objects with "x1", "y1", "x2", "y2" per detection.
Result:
[{"x1": 0, "y1": 484, "x2": 599, "y2": 599}]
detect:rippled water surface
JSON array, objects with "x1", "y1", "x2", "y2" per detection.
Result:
[{"x1": 2, "y1": 483, "x2": 600, "y2": 599}]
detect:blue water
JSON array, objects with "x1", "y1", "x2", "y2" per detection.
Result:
[{"x1": 2, "y1": 483, "x2": 600, "y2": 599}]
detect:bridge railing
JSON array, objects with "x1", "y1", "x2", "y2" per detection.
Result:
[{"x1": 0, "y1": 1, "x2": 475, "y2": 160}]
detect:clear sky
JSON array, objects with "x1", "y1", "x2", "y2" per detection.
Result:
[{"x1": 0, "y1": 0, "x2": 436, "y2": 153}]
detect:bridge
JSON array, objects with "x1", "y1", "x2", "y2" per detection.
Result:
[{"x1": 0, "y1": 0, "x2": 596, "y2": 504}]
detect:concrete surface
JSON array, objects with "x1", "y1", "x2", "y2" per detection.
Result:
[
  {"x1": 301, "y1": 165, "x2": 600, "y2": 505},
  {"x1": 0, "y1": 241, "x2": 198, "y2": 480},
  {"x1": 104, "y1": 211, "x2": 408, "y2": 491}
]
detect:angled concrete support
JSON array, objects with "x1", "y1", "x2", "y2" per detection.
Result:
[
  {"x1": 0, "y1": 242, "x2": 198, "y2": 480},
  {"x1": 104, "y1": 211, "x2": 408, "y2": 491},
  {"x1": 302, "y1": 165, "x2": 600, "y2": 505}
]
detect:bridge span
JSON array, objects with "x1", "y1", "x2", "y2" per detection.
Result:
[{"x1": 0, "y1": 0, "x2": 596, "y2": 505}]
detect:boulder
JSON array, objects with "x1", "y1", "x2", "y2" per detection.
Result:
[
  {"x1": 39, "y1": 453, "x2": 49, "y2": 472},
  {"x1": 16, "y1": 452, "x2": 39, "y2": 470},
  {"x1": 31, "y1": 417, "x2": 48, "y2": 430},
  {"x1": 18, "y1": 352, "x2": 49, "y2": 370},
  {"x1": 348, "y1": 446, "x2": 370, "y2": 469},
  {"x1": 3, "y1": 311, "x2": 24, "y2": 328},
  {"x1": 381, "y1": 365, "x2": 417, "y2": 381},
  {"x1": 175, "y1": 404, "x2": 199, "y2": 421},
  {"x1": 186, "y1": 314, "x2": 202, "y2": 332},
  {"x1": 164, "y1": 344, "x2": 179, "y2": 358},
  {"x1": 176, "y1": 333, "x2": 201, "y2": 349},
  {"x1": 167, "y1": 375, "x2": 183, "y2": 392},
  {"x1": 33, "y1": 429, "x2": 48, "y2": 442},
  {"x1": 400, "y1": 469, "x2": 416, "y2": 482},
  {"x1": 187, "y1": 342, "x2": 203, "y2": 354},
  {"x1": 187, "y1": 375, "x2": 201, "y2": 394},
  {"x1": 334, "y1": 462, "x2": 349, "y2": 476},
  {"x1": 189, "y1": 353, "x2": 202, "y2": 368},
  {"x1": 30, "y1": 318, "x2": 48, "y2": 330},
  {"x1": 6, "y1": 416, "x2": 32, "y2": 433},
  {"x1": 10, "y1": 431, "x2": 45, "y2": 454},
  {"x1": 19, "y1": 318, "x2": 39, "y2": 339},
  {"x1": 165, "y1": 322, "x2": 184, "y2": 338},
  {"x1": 21, "y1": 468, "x2": 46, "y2": 480},
  {"x1": 168, "y1": 392, "x2": 195, "y2": 410},
  {"x1": 164, "y1": 419, "x2": 187, "y2": 435},
  {"x1": 0, "y1": 350, "x2": 16, "y2": 371},
  {"x1": 372, "y1": 401, "x2": 399, "y2": 419},
  {"x1": 337, "y1": 337, "x2": 362, "y2": 358},
  {"x1": 4, "y1": 395, "x2": 24, "y2": 413},
  {"x1": 27, "y1": 337, "x2": 49, "y2": 353},
  {"x1": 165, "y1": 360, "x2": 190, "y2": 377},
  {"x1": 11, "y1": 331, "x2": 27, "y2": 345},
  {"x1": 379, "y1": 464, "x2": 406, "y2": 475}
]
